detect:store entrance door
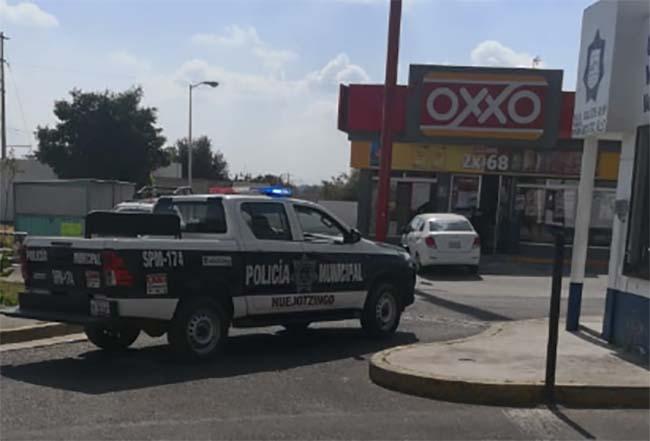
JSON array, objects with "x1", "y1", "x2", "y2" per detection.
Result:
[{"x1": 478, "y1": 175, "x2": 499, "y2": 253}]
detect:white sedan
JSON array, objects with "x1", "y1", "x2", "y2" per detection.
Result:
[{"x1": 401, "y1": 213, "x2": 480, "y2": 273}]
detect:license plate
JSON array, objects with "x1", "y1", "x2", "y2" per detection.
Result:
[
  {"x1": 449, "y1": 241, "x2": 461, "y2": 249},
  {"x1": 90, "y1": 298, "x2": 110, "y2": 317}
]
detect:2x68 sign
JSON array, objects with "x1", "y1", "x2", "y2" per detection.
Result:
[{"x1": 407, "y1": 65, "x2": 563, "y2": 148}]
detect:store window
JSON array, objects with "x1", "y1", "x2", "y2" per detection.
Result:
[
  {"x1": 623, "y1": 126, "x2": 649, "y2": 280},
  {"x1": 450, "y1": 175, "x2": 480, "y2": 214},
  {"x1": 515, "y1": 179, "x2": 615, "y2": 246},
  {"x1": 370, "y1": 177, "x2": 437, "y2": 237}
]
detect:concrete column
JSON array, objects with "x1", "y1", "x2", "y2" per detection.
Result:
[
  {"x1": 567, "y1": 136, "x2": 599, "y2": 331},
  {"x1": 602, "y1": 133, "x2": 636, "y2": 339}
]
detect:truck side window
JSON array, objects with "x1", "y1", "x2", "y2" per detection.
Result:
[
  {"x1": 153, "y1": 198, "x2": 227, "y2": 233},
  {"x1": 241, "y1": 202, "x2": 292, "y2": 241},
  {"x1": 294, "y1": 205, "x2": 346, "y2": 243}
]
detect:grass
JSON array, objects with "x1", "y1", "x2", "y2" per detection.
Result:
[{"x1": 0, "y1": 281, "x2": 23, "y2": 307}]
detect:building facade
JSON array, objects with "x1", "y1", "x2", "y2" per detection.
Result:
[{"x1": 339, "y1": 85, "x2": 620, "y2": 261}]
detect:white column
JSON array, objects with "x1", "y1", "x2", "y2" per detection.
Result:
[{"x1": 567, "y1": 135, "x2": 598, "y2": 330}]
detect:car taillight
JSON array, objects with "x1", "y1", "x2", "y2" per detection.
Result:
[
  {"x1": 102, "y1": 250, "x2": 133, "y2": 287},
  {"x1": 473, "y1": 236, "x2": 481, "y2": 248},
  {"x1": 425, "y1": 236, "x2": 437, "y2": 248}
]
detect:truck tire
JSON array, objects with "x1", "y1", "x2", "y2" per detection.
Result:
[
  {"x1": 361, "y1": 282, "x2": 401, "y2": 338},
  {"x1": 84, "y1": 325, "x2": 140, "y2": 351},
  {"x1": 167, "y1": 298, "x2": 229, "y2": 361},
  {"x1": 282, "y1": 322, "x2": 311, "y2": 333}
]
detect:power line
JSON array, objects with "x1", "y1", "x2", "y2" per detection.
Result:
[
  {"x1": 6, "y1": 63, "x2": 32, "y2": 153},
  {"x1": 1, "y1": 32, "x2": 8, "y2": 159}
]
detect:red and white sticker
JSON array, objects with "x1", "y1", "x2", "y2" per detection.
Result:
[
  {"x1": 146, "y1": 273, "x2": 168, "y2": 295},
  {"x1": 85, "y1": 270, "x2": 101, "y2": 288}
]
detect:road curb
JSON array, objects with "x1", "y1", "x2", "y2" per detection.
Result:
[
  {"x1": 369, "y1": 325, "x2": 650, "y2": 409},
  {"x1": 0, "y1": 323, "x2": 83, "y2": 345}
]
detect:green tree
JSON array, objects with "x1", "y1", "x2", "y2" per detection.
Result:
[
  {"x1": 171, "y1": 136, "x2": 229, "y2": 180},
  {"x1": 320, "y1": 170, "x2": 359, "y2": 201},
  {"x1": 35, "y1": 87, "x2": 167, "y2": 185}
]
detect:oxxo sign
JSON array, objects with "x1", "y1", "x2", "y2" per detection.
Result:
[{"x1": 407, "y1": 65, "x2": 563, "y2": 148}]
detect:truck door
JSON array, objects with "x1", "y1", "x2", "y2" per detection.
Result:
[
  {"x1": 237, "y1": 200, "x2": 304, "y2": 315},
  {"x1": 291, "y1": 204, "x2": 367, "y2": 311}
]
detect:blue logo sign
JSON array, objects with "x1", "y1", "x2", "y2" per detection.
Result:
[{"x1": 583, "y1": 30, "x2": 605, "y2": 102}]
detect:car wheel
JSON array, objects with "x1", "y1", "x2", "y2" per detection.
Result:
[
  {"x1": 414, "y1": 252, "x2": 423, "y2": 273},
  {"x1": 84, "y1": 325, "x2": 140, "y2": 351},
  {"x1": 167, "y1": 298, "x2": 229, "y2": 361},
  {"x1": 282, "y1": 322, "x2": 311, "y2": 333},
  {"x1": 361, "y1": 282, "x2": 401, "y2": 338}
]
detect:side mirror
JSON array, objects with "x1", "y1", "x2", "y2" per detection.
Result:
[{"x1": 345, "y1": 228, "x2": 362, "y2": 244}]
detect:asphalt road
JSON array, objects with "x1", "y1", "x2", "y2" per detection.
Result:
[{"x1": 1, "y1": 272, "x2": 648, "y2": 440}]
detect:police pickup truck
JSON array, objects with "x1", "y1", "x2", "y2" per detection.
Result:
[{"x1": 5, "y1": 193, "x2": 416, "y2": 359}]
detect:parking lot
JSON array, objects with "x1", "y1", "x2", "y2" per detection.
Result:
[{"x1": 2, "y1": 270, "x2": 648, "y2": 441}]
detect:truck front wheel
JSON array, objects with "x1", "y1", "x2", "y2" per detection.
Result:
[
  {"x1": 361, "y1": 282, "x2": 401, "y2": 338},
  {"x1": 84, "y1": 325, "x2": 140, "y2": 351},
  {"x1": 167, "y1": 298, "x2": 229, "y2": 361}
]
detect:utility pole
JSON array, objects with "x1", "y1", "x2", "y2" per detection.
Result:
[
  {"x1": 1, "y1": 32, "x2": 9, "y2": 160},
  {"x1": 375, "y1": 0, "x2": 402, "y2": 242}
]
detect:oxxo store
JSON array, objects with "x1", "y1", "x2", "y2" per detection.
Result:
[{"x1": 338, "y1": 79, "x2": 620, "y2": 256}]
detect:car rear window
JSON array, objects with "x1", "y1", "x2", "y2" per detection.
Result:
[
  {"x1": 154, "y1": 198, "x2": 227, "y2": 233},
  {"x1": 429, "y1": 219, "x2": 473, "y2": 232}
]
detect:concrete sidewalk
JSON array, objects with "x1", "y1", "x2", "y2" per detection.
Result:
[
  {"x1": 370, "y1": 317, "x2": 649, "y2": 408},
  {"x1": 0, "y1": 310, "x2": 81, "y2": 345}
]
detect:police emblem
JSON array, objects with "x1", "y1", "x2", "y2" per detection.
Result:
[
  {"x1": 583, "y1": 30, "x2": 605, "y2": 102},
  {"x1": 292, "y1": 255, "x2": 318, "y2": 292}
]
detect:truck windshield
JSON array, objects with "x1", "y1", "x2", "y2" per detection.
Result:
[{"x1": 154, "y1": 199, "x2": 227, "y2": 233}]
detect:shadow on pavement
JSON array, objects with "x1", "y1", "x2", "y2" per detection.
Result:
[
  {"x1": 574, "y1": 325, "x2": 650, "y2": 370},
  {"x1": 548, "y1": 405, "x2": 596, "y2": 440},
  {"x1": 415, "y1": 289, "x2": 512, "y2": 322},
  {"x1": 0, "y1": 327, "x2": 418, "y2": 395},
  {"x1": 478, "y1": 256, "x2": 604, "y2": 278},
  {"x1": 418, "y1": 266, "x2": 483, "y2": 282}
]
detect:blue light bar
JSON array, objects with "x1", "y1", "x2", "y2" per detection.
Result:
[{"x1": 258, "y1": 186, "x2": 292, "y2": 197}]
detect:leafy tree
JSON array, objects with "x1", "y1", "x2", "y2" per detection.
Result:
[
  {"x1": 35, "y1": 87, "x2": 167, "y2": 185},
  {"x1": 171, "y1": 136, "x2": 229, "y2": 180},
  {"x1": 320, "y1": 170, "x2": 359, "y2": 201},
  {"x1": 232, "y1": 172, "x2": 288, "y2": 186}
]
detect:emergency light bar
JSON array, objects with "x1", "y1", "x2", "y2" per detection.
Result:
[{"x1": 208, "y1": 185, "x2": 292, "y2": 197}]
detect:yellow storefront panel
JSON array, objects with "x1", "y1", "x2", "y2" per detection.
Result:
[{"x1": 350, "y1": 141, "x2": 619, "y2": 181}]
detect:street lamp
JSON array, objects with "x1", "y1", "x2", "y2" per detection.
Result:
[{"x1": 188, "y1": 80, "x2": 219, "y2": 189}]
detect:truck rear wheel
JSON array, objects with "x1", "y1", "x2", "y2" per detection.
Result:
[
  {"x1": 361, "y1": 282, "x2": 401, "y2": 338},
  {"x1": 167, "y1": 298, "x2": 229, "y2": 361},
  {"x1": 84, "y1": 325, "x2": 140, "y2": 351}
]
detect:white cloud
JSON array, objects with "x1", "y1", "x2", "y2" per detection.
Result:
[
  {"x1": 191, "y1": 25, "x2": 261, "y2": 48},
  {"x1": 131, "y1": 52, "x2": 370, "y2": 182},
  {"x1": 306, "y1": 53, "x2": 370, "y2": 88},
  {"x1": 470, "y1": 40, "x2": 537, "y2": 68},
  {"x1": 0, "y1": 0, "x2": 58, "y2": 28},
  {"x1": 191, "y1": 25, "x2": 298, "y2": 73},
  {"x1": 108, "y1": 50, "x2": 151, "y2": 72}
]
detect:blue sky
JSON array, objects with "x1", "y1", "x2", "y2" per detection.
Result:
[{"x1": 2, "y1": 0, "x2": 594, "y2": 183}]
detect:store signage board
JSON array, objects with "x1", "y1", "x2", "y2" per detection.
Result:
[
  {"x1": 572, "y1": 0, "x2": 650, "y2": 138},
  {"x1": 406, "y1": 65, "x2": 563, "y2": 148},
  {"x1": 353, "y1": 141, "x2": 618, "y2": 180}
]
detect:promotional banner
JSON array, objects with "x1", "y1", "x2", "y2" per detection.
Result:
[{"x1": 350, "y1": 140, "x2": 619, "y2": 180}]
